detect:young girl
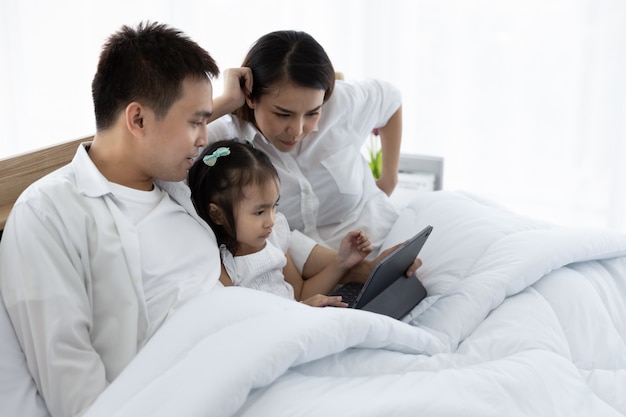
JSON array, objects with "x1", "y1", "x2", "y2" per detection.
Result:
[{"x1": 188, "y1": 139, "x2": 373, "y2": 307}]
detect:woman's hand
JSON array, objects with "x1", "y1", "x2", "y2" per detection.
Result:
[
  {"x1": 300, "y1": 294, "x2": 348, "y2": 307},
  {"x1": 218, "y1": 67, "x2": 253, "y2": 113}
]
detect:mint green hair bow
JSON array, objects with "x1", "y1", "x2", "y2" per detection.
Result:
[{"x1": 203, "y1": 147, "x2": 231, "y2": 167}]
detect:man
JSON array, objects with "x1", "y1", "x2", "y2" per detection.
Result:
[{"x1": 0, "y1": 22, "x2": 222, "y2": 417}]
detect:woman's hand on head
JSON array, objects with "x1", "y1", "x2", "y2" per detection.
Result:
[
  {"x1": 301, "y1": 294, "x2": 348, "y2": 308},
  {"x1": 220, "y1": 67, "x2": 253, "y2": 112}
]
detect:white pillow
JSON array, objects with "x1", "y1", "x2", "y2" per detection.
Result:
[{"x1": 0, "y1": 295, "x2": 50, "y2": 417}]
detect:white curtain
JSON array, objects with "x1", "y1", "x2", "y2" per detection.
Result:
[{"x1": 1, "y1": 0, "x2": 624, "y2": 232}]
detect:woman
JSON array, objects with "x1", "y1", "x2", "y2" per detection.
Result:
[{"x1": 207, "y1": 30, "x2": 403, "y2": 257}]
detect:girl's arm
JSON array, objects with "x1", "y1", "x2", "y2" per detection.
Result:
[
  {"x1": 284, "y1": 231, "x2": 372, "y2": 301},
  {"x1": 282, "y1": 254, "x2": 345, "y2": 306},
  {"x1": 219, "y1": 263, "x2": 234, "y2": 286},
  {"x1": 299, "y1": 243, "x2": 337, "y2": 278},
  {"x1": 375, "y1": 106, "x2": 403, "y2": 196},
  {"x1": 283, "y1": 252, "x2": 343, "y2": 300}
]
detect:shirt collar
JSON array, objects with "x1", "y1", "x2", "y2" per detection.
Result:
[
  {"x1": 72, "y1": 142, "x2": 114, "y2": 199},
  {"x1": 71, "y1": 141, "x2": 192, "y2": 205}
]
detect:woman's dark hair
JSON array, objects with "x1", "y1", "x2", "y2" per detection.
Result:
[
  {"x1": 92, "y1": 21, "x2": 219, "y2": 130},
  {"x1": 188, "y1": 139, "x2": 279, "y2": 253},
  {"x1": 235, "y1": 30, "x2": 335, "y2": 123}
]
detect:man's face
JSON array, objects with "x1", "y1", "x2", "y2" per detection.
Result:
[{"x1": 142, "y1": 77, "x2": 213, "y2": 182}]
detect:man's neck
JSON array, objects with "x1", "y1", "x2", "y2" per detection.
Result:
[{"x1": 89, "y1": 131, "x2": 153, "y2": 191}]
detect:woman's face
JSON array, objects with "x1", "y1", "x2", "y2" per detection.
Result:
[{"x1": 247, "y1": 84, "x2": 325, "y2": 153}]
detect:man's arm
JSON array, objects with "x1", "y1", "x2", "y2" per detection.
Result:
[{"x1": 0, "y1": 204, "x2": 108, "y2": 417}]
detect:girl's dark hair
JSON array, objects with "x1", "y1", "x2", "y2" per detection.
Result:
[
  {"x1": 235, "y1": 30, "x2": 335, "y2": 123},
  {"x1": 188, "y1": 139, "x2": 279, "y2": 253},
  {"x1": 92, "y1": 21, "x2": 219, "y2": 130}
]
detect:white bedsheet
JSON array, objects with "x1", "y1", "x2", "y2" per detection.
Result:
[{"x1": 82, "y1": 191, "x2": 626, "y2": 417}]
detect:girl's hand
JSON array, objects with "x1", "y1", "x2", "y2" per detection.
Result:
[
  {"x1": 337, "y1": 230, "x2": 373, "y2": 270},
  {"x1": 301, "y1": 294, "x2": 348, "y2": 307}
]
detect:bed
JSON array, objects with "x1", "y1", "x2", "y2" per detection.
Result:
[
  {"x1": 81, "y1": 190, "x2": 626, "y2": 416},
  {"x1": 1, "y1": 144, "x2": 626, "y2": 416}
]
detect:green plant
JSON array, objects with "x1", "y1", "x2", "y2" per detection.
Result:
[{"x1": 367, "y1": 130, "x2": 382, "y2": 179}]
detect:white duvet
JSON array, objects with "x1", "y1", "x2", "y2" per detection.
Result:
[{"x1": 83, "y1": 191, "x2": 626, "y2": 417}]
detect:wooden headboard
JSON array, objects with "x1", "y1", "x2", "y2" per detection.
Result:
[
  {"x1": 0, "y1": 135, "x2": 444, "y2": 235},
  {"x1": 0, "y1": 136, "x2": 93, "y2": 232}
]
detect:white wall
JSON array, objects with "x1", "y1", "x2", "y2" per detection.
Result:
[{"x1": 1, "y1": 0, "x2": 624, "y2": 232}]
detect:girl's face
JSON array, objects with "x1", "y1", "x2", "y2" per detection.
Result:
[
  {"x1": 233, "y1": 180, "x2": 280, "y2": 256},
  {"x1": 247, "y1": 84, "x2": 325, "y2": 153}
]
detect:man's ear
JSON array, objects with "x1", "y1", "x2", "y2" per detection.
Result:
[
  {"x1": 208, "y1": 203, "x2": 225, "y2": 225},
  {"x1": 125, "y1": 102, "x2": 145, "y2": 137}
]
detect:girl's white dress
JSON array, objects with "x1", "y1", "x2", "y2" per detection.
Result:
[{"x1": 220, "y1": 212, "x2": 295, "y2": 300}]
